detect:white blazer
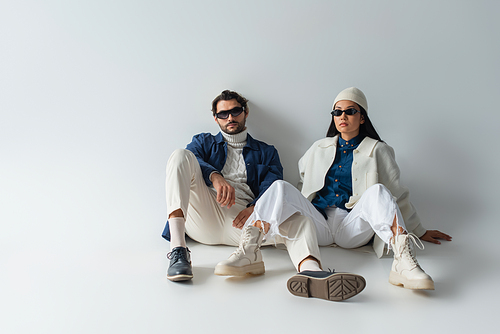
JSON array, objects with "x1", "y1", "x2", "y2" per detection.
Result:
[{"x1": 298, "y1": 135, "x2": 426, "y2": 258}]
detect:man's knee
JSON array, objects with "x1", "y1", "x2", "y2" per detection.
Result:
[
  {"x1": 169, "y1": 148, "x2": 195, "y2": 163},
  {"x1": 167, "y1": 149, "x2": 196, "y2": 170}
]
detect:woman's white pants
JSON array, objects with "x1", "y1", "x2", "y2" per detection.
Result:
[{"x1": 246, "y1": 180, "x2": 406, "y2": 249}]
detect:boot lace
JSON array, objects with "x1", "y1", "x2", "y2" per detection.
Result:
[
  {"x1": 402, "y1": 233, "x2": 424, "y2": 267},
  {"x1": 232, "y1": 227, "x2": 262, "y2": 257},
  {"x1": 167, "y1": 247, "x2": 190, "y2": 262},
  {"x1": 232, "y1": 227, "x2": 253, "y2": 256}
]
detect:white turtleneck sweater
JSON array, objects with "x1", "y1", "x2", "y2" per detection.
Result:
[{"x1": 213, "y1": 129, "x2": 255, "y2": 205}]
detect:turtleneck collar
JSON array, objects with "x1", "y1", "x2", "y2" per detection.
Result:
[{"x1": 221, "y1": 129, "x2": 248, "y2": 147}]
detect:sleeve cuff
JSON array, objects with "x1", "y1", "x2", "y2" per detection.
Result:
[{"x1": 411, "y1": 224, "x2": 427, "y2": 238}]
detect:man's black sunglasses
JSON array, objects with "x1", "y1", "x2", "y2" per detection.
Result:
[
  {"x1": 331, "y1": 108, "x2": 360, "y2": 117},
  {"x1": 215, "y1": 106, "x2": 245, "y2": 119}
]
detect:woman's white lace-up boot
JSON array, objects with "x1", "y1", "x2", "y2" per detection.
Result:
[
  {"x1": 214, "y1": 225, "x2": 265, "y2": 276},
  {"x1": 389, "y1": 233, "x2": 435, "y2": 290}
]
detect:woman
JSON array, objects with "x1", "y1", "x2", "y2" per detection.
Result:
[{"x1": 215, "y1": 87, "x2": 451, "y2": 300}]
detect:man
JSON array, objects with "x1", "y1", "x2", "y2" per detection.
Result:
[
  {"x1": 162, "y1": 89, "x2": 283, "y2": 281},
  {"x1": 162, "y1": 90, "x2": 365, "y2": 302}
]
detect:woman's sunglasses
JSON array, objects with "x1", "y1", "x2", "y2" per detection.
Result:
[
  {"x1": 215, "y1": 106, "x2": 245, "y2": 119},
  {"x1": 331, "y1": 108, "x2": 360, "y2": 117}
]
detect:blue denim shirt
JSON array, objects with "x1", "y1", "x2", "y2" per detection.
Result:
[
  {"x1": 162, "y1": 131, "x2": 283, "y2": 241},
  {"x1": 312, "y1": 134, "x2": 364, "y2": 217}
]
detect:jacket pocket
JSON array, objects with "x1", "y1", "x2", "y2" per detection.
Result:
[
  {"x1": 366, "y1": 172, "x2": 378, "y2": 188},
  {"x1": 255, "y1": 164, "x2": 270, "y2": 183}
]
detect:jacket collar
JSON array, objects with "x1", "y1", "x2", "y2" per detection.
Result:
[
  {"x1": 318, "y1": 135, "x2": 378, "y2": 156},
  {"x1": 215, "y1": 132, "x2": 225, "y2": 144},
  {"x1": 318, "y1": 135, "x2": 339, "y2": 148},
  {"x1": 358, "y1": 136, "x2": 378, "y2": 157},
  {"x1": 245, "y1": 133, "x2": 260, "y2": 150},
  {"x1": 215, "y1": 131, "x2": 259, "y2": 150}
]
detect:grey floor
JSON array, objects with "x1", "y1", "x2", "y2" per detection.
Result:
[{"x1": 2, "y1": 205, "x2": 496, "y2": 334}]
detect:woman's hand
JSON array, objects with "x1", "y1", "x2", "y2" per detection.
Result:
[
  {"x1": 233, "y1": 206, "x2": 255, "y2": 229},
  {"x1": 420, "y1": 230, "x2": 452, "y2": 244}
]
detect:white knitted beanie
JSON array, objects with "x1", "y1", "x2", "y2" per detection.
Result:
[{"x1": 333, "y1": 87, "x2": 368, "y2": 112}]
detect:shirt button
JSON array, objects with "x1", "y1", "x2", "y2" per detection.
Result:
[
  {"x1": 354, "y1": 178, "x2": 357, "y2": 181},
  {"x1": 354, "y1": 193, "x2": 358, "y2": 196},
  {"x1": 339, "y1": 165, "x2": 342, "y2": 168},
  {"x1": 354, "y1": 162, "x2": 357, "y2": 165},
  {"x1": 343, "y1": 150, "x2": 346, "y2": 153},
  {"x1": 336, "y1": 194, "x2": 339, "y2": 197},
  {"x1": 335, "y1": 179, "x2": 338, "y2": 182},
  {"x1": 346, "y1": 142, "x2": 349, "y2": 145},
  {"x1": 354, "y1": 150, "x2": 359, "y2": 153}
]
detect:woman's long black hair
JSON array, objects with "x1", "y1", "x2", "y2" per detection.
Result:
[{"x1": 326, "y1": 104, "x2": 383, "y2": 142}]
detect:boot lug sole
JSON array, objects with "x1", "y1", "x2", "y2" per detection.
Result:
[
  {"x1": 287, "y1": 273, "x2": 366, "y2": 301},
  {"x1": 167, "y1": 274, "x2": 193, "y2": 282},
  {"x1": 214, "y1": 262, "x2": 265, "y2": 276},
  {"x1": 389, "y1": 271, "x2": 435, "y2": 290}
]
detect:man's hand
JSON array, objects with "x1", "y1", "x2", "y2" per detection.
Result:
[
  {"x1": 211, "y1": 173, "x2": 236, "y2": 208},
  {"x1": 233, "y1": 206, "x2": 255, "y2": 229},
  {"x1": 420, "y1": 229, "x2": 452, "y2": 244}
]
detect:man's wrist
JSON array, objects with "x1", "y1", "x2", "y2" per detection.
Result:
[{"x1": 209, "y1": 171, "x2": 222, "y2": 182}]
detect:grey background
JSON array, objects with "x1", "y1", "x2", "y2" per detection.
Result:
[{"x1": 1, "y1": 1, "x2": 498, "y2": 333}]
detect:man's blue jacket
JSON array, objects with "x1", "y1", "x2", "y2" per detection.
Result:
[{"x1": 162, "y1": 131, "x2": 283, "y2": 241}]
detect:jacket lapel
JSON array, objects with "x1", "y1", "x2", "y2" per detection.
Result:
[
  {"x1": 302, "y1": 136, "x2": 338, "y2": 200},
  {"x1": 357, "y1": 136, "x2": 378, "y2": 157}
]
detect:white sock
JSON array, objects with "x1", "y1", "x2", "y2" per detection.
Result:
[
  {"x1": 169, "y1": 217, "x2": 186, "y2": 250},
  {"x1": 299, "y1": 260, "x2": 322, "y2": 272}
]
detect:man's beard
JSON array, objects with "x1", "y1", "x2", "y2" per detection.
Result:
[{"x1": 221, "y1": 120, "x2": 246, "y2": 134}]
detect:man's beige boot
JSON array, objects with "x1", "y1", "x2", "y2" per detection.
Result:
[
  {"x1": 389, "y1": 233, "x2": 435, "y2": 290},
  {"x1": 214, "y1": 225, "x2": 265, "y2": 276}
]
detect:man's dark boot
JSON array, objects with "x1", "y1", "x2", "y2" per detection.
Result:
[
  {"x1": 167, "y1": 247, "x2": 193, "y2": 282},
  {"x1": 287, "y1": 270, "x2": 365, "y2": 301}
]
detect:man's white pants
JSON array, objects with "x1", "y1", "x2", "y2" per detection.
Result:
[
  {"x1": 245, "y1": 180, "x2": 406, "y2": 250},
  {"x1": 166, "y1": 149, "x2": 321, "y2": 269}
]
